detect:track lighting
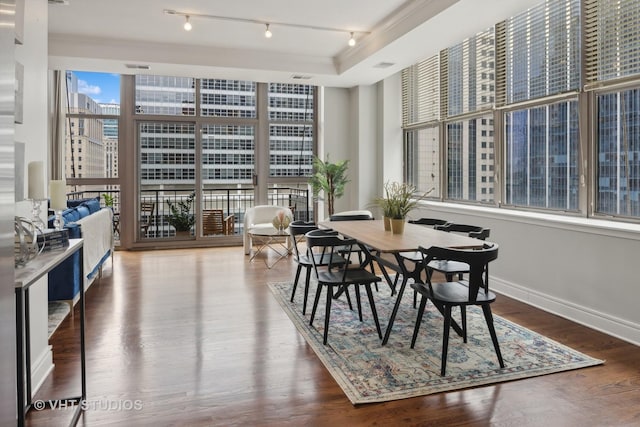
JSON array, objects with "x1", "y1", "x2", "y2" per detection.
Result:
[{"x1": 164, "y1": 9, "x2": 370, "y2": 43}]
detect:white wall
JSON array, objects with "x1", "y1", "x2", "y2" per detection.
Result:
[
  {"x1": 413, "y1": 203, "x2": 640, "y2": 345},
  {"x1": 377, "y1": 73, "x2": 403, "y2": 187},
  {"x1": 322, "y1": 77, "x2": 404, "y2": 218},
  {"x1": 352, "y1": 85, "x2": 378, "y2": 211},
  {"x1": 14, "y1": 0, "x2": 52, "y2": 393},
  {"x1": 320, "y1": 87, "x2": 351, "y2": 219}
]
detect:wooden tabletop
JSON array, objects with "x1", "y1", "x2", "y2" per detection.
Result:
[{"x1": 319, "y1": 220, "x2": 484, "y2": 253}]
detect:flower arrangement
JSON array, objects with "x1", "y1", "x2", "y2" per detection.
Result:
[{"x1": 272, "y1": 209, "x2": 291, "y2": 231}]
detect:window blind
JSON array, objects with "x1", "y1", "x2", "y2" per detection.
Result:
[
  {"x1": 444, "y1": 27, "x2": 495, "y2": 118},
  {"x1": 503, "y1": 0, "x2": 581, "y2": 104},
  {"x1": 585, "y1": 0, "x2": 640, "y2": 83},
  {"x1": 402, "y1": 54, "x2": 440, "y2": 127}
]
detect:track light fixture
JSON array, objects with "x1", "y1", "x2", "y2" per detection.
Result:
[
  {"x1": 164, "y1": 9, "x2": 369, "y2": 46},
  {"x1": 348, "y1": 32, "x2": 356, "y2": 47}
]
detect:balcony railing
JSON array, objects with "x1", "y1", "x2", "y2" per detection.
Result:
[{"x1": 68, "y1": 187, "x2": 312, "y2": 241}]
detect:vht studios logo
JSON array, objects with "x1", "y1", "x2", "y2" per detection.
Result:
[{"x1": 33, "y1": 399, "x2": 143, "y2": 411}]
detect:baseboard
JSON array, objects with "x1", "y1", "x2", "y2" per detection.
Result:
[
  {"x1": 30, "y1": 344, "x2": 54, "y2": 396},
  {"x1": 492, "y1": 276, "x2": 640, "y2": 347}
]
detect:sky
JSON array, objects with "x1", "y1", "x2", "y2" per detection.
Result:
[{"x1": 73, "y1": 71, "x2": 121, "y2": 104}]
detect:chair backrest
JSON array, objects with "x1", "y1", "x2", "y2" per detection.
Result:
[
  {"x1": 244, "y1": 205, "x2": 293, "y2": 227},
  {"x1": 419, "y1": 243, "x2": 499, "y2": 302},
  {"x1": 329, "y1": 210, "x2": 374, "y2": 221},
  {"x1": 435, "y1": 223, "x2": 490, "y2": 240},
  {"x1": 203, "y1": 209, "x2": 225, "y2": 235},
  {"x1": 409, "y1": 218, "x2": 449, "y2": 227},
  {"x1": 289, "y1": 220, "x2": 318, "y2": 259},
  {"x1": 140, "y1": 202, "x2": 155, "y2": 235},
  {"x1": 305, "y1": 229, "x2": 356, "y2": 279}
]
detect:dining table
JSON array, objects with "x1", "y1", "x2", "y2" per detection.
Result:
[{"x1": 319, "y1": 219, "x2": 486, "y2": 345}]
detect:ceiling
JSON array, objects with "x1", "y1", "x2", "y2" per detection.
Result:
[{"x1": 48, "y1": 0, "x2": 543, "y2": 88}]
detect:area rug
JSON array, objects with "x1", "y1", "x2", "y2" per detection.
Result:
[
  {"x1": 269, "y1": 281, "x2": 603, "y2": 404},
  {"x1": 48, "y1": 301, "x2": 70, "y2": 338}
]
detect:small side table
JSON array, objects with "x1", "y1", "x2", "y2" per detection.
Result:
[
  {"x1": 248, "y1": 228, "x2": 291, "y2": 269},
  {"x1": 112, "y1": 212, "x2": 120, "y2": 236},
  {"x1": 15, "y1": 239, "x2": 86, "y2": 427}
]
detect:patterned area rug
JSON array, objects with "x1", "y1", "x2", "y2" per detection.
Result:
[
  {"x1": 269, "y1": 281, "x2": 603, "y2": 404},
  {"x1": 48, "y1": 301, "x2": 70, "y2": 338}
]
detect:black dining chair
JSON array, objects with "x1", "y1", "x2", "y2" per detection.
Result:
[
  {"x1": 395, "y1": 218, "x2": 450, "y2": 306},
  {"x1": 429, "y1": 223, "x2": 490, "y2": 281},
  {"x1": 329, "y1": 210, "x2": 377, "y2": 280},
  {"x1": 410, "y1": 243, "x2": 504, "y2": 376},
  {"x1": 408, "y1": 218, "x2": 449, "y2": 227},
  {"x1": 289, "y1": 221, "x2": 348, "y2": 315},
  {"x1": 306, "y1": 229, "x2": 382, "y2": 345}
]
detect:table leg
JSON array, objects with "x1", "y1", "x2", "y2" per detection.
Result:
[
  {"x1": 15, "y1": 288, "x2": 25, "y2": 427},
  {"x1": 382, "y1": 272, "x2": 409, "y2": 345},
  {"x1": 250, "y1": 235, "x2": 290, "y2": 269},
  {"x1": 380, "y1": 253, "x2": 464, "y2": 345}
]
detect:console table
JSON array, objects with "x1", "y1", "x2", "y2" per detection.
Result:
[{"x1": 15, "y1": 238, "x2": 85, "y2": 427}]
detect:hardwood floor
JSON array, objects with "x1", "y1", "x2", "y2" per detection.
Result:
[{"x1": 27, "y1": 247, "x2": 640, "y2": 426}]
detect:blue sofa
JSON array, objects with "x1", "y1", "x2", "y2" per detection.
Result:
[{"x1": 47, "y1": 197, "x2": 114, "y2": 305}]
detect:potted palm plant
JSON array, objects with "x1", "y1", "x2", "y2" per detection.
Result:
[
  {"x1": 308, "y1": 155, "x2": 349, "y2": 217},
  {"x1": 166, "y1": 192, "x2": 195, "y2": 237}
]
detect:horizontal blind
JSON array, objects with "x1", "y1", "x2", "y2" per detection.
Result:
[
  {"x1": 585, "y1": 0, "x2": 640, "y2": 83},
  {"x1": 440, "y1": 49, "x2": 449, "y2": 120},
  {"x1": 495, "y1": 21, "x2": 507, "y2": 107},
  {"x1": 402, "y1": 54, "x2": 440, "y2": 127},
  {"x1": 505, "y1": 0, "x2": 581, "y2": 104},
  {"x1": 445, "y1": 27, "x2": 495, "y2": 118}
]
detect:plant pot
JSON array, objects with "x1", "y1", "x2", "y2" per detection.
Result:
[
  {"x1": 390, "y1": 218, "x2": 405, "y2": 234},
  {"x1": 174, "y1": 230, "x2": 191, "y2": 238},
  {"x1": 383, "y1": 216, "x2": 391, "y2": 231}
]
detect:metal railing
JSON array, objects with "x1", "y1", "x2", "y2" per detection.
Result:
[{"x1": 68, "y1": 187, "x2": 312, "y2": 241}]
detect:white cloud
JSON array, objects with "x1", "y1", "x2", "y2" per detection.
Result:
[{"x1": 77, "y1": 79, "x2": 101, "y2": 96}]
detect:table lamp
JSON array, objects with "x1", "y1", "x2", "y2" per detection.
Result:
[
  {"x1": 49, "y1": 180, "x2": 67, "y2": 231},
  {"x1": 27, "y1": 161, "x2": 46, "y2": 231}
]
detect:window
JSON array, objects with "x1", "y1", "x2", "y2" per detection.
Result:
[
  {"x1": 596, "y1": 89, "x2": 640, "y2": 217},
  {"x1": 200, "y1": 79, "x2": 256, "y2": 118},
  {"x1": 447, "y1": 115, "x2": 495, "y2": 203},
  {"x1": 444, "y1": 28, "x2": 495, "y2": 117},
  {"x1": 502, "y1": 0, "x2": 581, "y2": 104},
  {"x1": 400, "y1": 0, "x2": 640, "y2": 221},
  {"x1": 64, "y1": 71, "x2": 120, "y2": 182},
  {"x1": 585, "y1": 0, "x2": 640, "y2": 83},
  {"x1": 500, "y1": 0, "x2": 581, "y2": 211},
  {"x1": 585, "y1": 0, "x2": 640, "y2": 219},
  {"x1": 402, "y1": 55, "x2": 440, "y2": 126},
  {"x1": 406, "y1": 126, "x2": 440, "y2": 198},
  {"x1": 135, "y1": 75, "x2": 195, "y2": 116},
  {"x1": 202, "y1": 125, "x2": 255, "y2": 184},
  {"x1": 268, "y1": 84, "x2": 314, "y2": 177},
  {"x1": 139, "y1": 122, "x2": 195, "y2": 185},
  {"x1": 505, "y1": 101, "x2": 579, "y2": 210}
]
